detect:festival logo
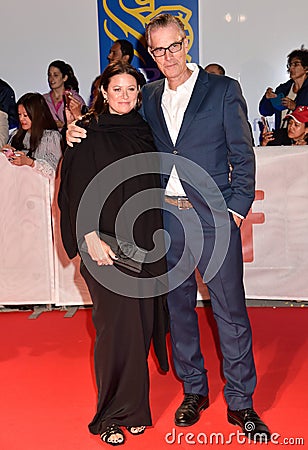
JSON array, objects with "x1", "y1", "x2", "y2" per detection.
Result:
[{"x1": 97, "y1": 0, "x2": 199, "y2": 82}]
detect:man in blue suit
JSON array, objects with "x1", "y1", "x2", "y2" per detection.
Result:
[
  {"x1": 66, "y1": 13, "x2": 270, "y2": 442},
  {"x1": 142, "y1": 13, "x2": 270, "y2": 441}
]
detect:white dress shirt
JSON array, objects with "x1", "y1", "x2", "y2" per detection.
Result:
[
  {"x1": 161, "y1": 63, "x2": 243, "y2": 219},
  {"x1": 162, "y1": 63, "x2": 199, "y2": 197}
]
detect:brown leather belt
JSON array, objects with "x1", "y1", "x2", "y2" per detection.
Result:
[{"x1": 164, "y1": 196, "x2": 193, "y2": 210}]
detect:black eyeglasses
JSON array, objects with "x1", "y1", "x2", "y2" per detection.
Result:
[
  {"x1": 150, "y1": 37, "x2": 185, "y2": 58},
  {"x1": 287, "y1": 60, "x2": 302, "y2": 69}
]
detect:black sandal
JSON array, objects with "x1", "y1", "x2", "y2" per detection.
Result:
[
  {"x1": 126, "y1": 426, "x2": 146, "y2": 435},
  {"x1": 100, "y1": 424, "x2": 125, "y2": 446}
]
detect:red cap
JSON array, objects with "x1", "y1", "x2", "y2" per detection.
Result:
[{"x1": 286, "y1": 106, "x2": 308, "y2": 124}]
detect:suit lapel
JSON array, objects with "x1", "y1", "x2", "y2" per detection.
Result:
[
  {"x1": 176, "y1": 69, "x2": 210, "y2": 145},
  {"x1": 152, "y1": 81, "x2": 174, "y2": 147}
]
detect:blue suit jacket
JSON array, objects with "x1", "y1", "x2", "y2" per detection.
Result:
[{"x1": 141, "y1": 68, "x2": 255, "y2": 226}]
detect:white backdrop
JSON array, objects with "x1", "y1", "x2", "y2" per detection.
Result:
[
  {"x1": 243, "y1": 146, "x2": 308, "y2": 300},
  {"x1": 1, "y1": 1, "x2": 307, "y2": 142}
]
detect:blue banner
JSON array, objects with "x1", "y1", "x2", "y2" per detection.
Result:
[{"x1": 97, "y1": 0, "x2": 199, "y2": 82}]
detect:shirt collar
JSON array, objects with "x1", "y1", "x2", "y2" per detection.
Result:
[{"x1": 164, "y1": 63, "x2": 200, "y2": 93}]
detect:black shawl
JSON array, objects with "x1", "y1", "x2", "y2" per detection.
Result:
[
  {"x1": 59, "y1": 110, "x2": 165, "y2": 267},
  {"x1": 58, "y1": 109, "x2": 169, "y2": 371}
]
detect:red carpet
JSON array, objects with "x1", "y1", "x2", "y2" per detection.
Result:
[{"x1": 1, "y1": 307, "x2": 307, "y2": 449}]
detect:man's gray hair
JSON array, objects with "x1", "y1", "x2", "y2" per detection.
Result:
[{"x1": 145, "y1": 13, "x2": 186, "y2": 46}]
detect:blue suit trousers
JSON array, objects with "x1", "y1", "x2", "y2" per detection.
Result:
[{"x1": 163, "y1": 203, "x2": 256, "y2": 410}]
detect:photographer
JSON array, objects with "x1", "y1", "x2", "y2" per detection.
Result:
[
  {"x1": 261, "y1": 106, "x2": 308, "y2": 146},
  {"x1": 1, "y1": 93, "x2": 62, "y2": 178},
  {"x1": 259, "y1": 48, "x2": 308, "y2": 130}
]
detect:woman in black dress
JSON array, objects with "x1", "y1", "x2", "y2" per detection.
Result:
[{"x1": 58, "y1": 62, "x2": 169, "y2": 446}]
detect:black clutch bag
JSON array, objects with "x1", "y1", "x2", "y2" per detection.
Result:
[{"x1": 80, "y1": 233, "x2": 148, "y2": 274}]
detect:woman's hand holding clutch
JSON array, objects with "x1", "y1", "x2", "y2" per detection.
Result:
[{"x1": 84, "y1": 231, "x2": 117, "y2": 266}]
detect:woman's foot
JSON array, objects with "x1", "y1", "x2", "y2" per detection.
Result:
[
  {"x1": 100, "y1": 424, "x2": 125, "y2": 446},
  {"x1": 126, "y1": 426, "x2": 146, "y2": 435}
]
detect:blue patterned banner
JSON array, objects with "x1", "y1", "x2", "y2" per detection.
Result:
[{"x1": 97, "y1": 0, "x2": 199, "y2": 82}]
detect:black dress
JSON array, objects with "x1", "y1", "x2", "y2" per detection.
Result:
[{"x1": 58, "y1": 109, "x2": 169, "y2": 434}]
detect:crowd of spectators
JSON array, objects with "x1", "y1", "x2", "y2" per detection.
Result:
[{"x1": 1, "y1": 45, "x2": 307, "y2": 160}]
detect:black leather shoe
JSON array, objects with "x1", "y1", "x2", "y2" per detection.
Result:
[
  {"x1": 227, "y1": 408, "x2": 271, "y2": 442},
  {"x1": 175, "y1": 394, "x2": 209, "y2": 427}
]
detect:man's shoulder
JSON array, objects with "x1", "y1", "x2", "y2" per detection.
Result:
[
  {"x1": 0, "y1": 78, "x2": 11, "y2": 88},
  {"x1": 0, "y1": 78, "x2": 14, "y2": 95},
  {"x1": 275, "y1": 79, "x2": 293, "y2": 93},
  {"x1": 142, "y1": 78, "x2": 164, "y2": 94},
  {"x1": 300, "y1": 76, "x2": 308, "y2": 92}
]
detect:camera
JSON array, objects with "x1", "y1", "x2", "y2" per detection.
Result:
[{"x1": 63, "y1": 91, "x2": 73, "y2": 108}]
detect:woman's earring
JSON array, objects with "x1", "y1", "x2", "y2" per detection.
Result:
[{"x1": 104, "y1": 95, "x2": 108, "y2": 103}]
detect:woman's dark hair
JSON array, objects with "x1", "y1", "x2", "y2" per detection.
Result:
[
  {"x1": 11, "y1": 92, "x2": 58, "y2": 152},
  {"x1": 91, "y1": 61, "x2": 142, "y2": 116},
  {"x1": 287, "y1": 48, "x2": 308, "y2": 71},
  {"x1": 48, "y1": 60, "x2": 80, "y2": 92}
]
